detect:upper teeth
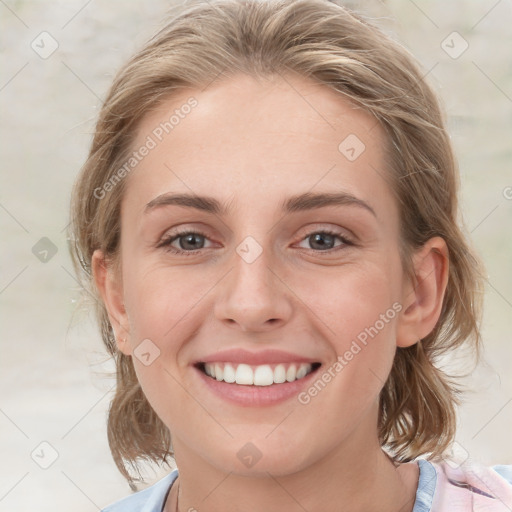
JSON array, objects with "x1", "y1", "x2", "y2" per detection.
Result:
[{"x1": 203, "y1": 362, "x2": 313, "y2": 386}]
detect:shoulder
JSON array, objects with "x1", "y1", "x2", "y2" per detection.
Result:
[
  {"x1": 101, "y1": 470, "x2": 179, "y2": 512},
  {"x1": 414, "y1": 458, "x2": 512, "y2": 512}
]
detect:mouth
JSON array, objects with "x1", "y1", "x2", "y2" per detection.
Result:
[{"x1": 194, "y1": 361, "x2": 322, "y2": 386}]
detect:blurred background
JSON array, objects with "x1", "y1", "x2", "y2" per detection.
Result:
[{"x1": 0, "y1": 0, "x2": 511, "y2": 510}]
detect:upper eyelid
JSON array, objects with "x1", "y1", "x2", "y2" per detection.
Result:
[
  {"x1": 160, "y1": 224, "x2": 352, "y2": 239},
  {"x1": 159, "y1": 226, "x2": 354, "y2": 250},
  {"x1": 295, "y1": 223, "x2": 354, "y2": 240}
]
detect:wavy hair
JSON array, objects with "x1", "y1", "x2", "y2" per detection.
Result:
[{"x1": 68, "y1": 0, "x2": 485, "y2": 484}]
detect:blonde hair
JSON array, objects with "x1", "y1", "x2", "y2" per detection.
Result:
[{"x1": 68, "y1": 0, "x2": 485, "y2": 484}]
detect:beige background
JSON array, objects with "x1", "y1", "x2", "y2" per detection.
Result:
[{"x1": 0, "y1": 0, "x2": 511, "y2": 510}]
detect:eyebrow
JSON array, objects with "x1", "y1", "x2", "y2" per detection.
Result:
[{"x1": 144, "y1": 191, "x2": 377, "y2": 218}]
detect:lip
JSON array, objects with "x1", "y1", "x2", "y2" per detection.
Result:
[
  {"x1": 194, "y1": 348, "x2": 320, "y2": 366},
  {"x1": 193, "y1": 361, "x2": 322, "y2": 407}
]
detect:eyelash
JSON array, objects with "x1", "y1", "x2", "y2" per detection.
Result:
[{"x1": 157, "y1": 228, "x2": 354, "y2": 256}]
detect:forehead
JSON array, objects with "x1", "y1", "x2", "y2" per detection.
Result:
[{"x1": 124, "y1": 72, "x2": 395, "y2": 221}]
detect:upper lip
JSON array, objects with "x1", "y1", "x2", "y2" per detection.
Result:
[{"x1": 194, "y1": 349, "x2": 320, "y2": 366}]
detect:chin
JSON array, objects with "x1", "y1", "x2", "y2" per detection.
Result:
[{"x1": 203, "y1": 436, "x2": 316, "y2": 477}]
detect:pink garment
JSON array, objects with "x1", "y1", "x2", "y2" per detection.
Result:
[{"x1": 429, "y1": 460, "x2": 512, "y2": 511}]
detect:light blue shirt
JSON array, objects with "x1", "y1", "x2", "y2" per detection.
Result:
[{"x1": 101, "y1": 460, "x2": 512, "y2": 511}]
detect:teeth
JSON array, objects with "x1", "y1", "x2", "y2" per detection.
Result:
[
  {"x1": 254, "y1": 365, "x2": 274, "y2": 386},
  {"x1": 236, "y1": 364, "x2": 254, "y2": 385},
  {"x1": 286, "y1": 365, "x2": 296, "y2": 382},
  {"x1": 223, "y1": 363, "x2": 236, "y2": 383},
  {"x1": 274, "y1": 364, "x2": 287, "y2": 384},
  {"x1": 202, "y1": 362, "x2": 314, "y2": 386}
]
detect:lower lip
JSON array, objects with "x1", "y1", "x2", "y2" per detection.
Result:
[{"x1": 193, "y1": 365, "x2": 321, "y2": 407}]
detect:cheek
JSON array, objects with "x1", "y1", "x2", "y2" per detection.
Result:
[
  {"x1": 122, "y1": 264, "x2": 190, "y2": 419},
  {"x1": 120, "y1": 260, "x2": 216, "y2": 397},
  {"x1": 123, "y1": 261, "x2": 206, "y2": 338},
  {"x1": 296, "y1": 258, "x2": 402, "y2": 342},
  {"x1": 123, "y1": 251, "x2": 403, "y2": 363},
  {"x1": 292, "y1": 262, "x2": 401, "y2": 407},
  {"x1": 123, "y1": 248, "x2": 402, "y2": 404},
  {"x1": 118, "y1": 252, "x2": 403, "y2": 470}
]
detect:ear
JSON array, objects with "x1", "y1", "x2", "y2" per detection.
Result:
[
  {"x1": 91, "y1": 249, "x2": 132, "y2": 356},
  {"x1": 396, "y1": 236, "x2": 449, "y2": 348}
]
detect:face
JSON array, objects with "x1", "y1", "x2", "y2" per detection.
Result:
[{"x1": 97, "y1": 72, "x2": 424, "y2": 477}]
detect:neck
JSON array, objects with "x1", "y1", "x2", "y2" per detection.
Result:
[{"x1": 166, "y1": 416, "x2": 419, "y2": 512}]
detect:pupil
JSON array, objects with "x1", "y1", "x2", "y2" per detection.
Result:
[
  {"x1": 182, "y1": 234, "x2": 203, "y2": 250},
  {"x1": 311, "y1": 233, "x2": 333, "y2": 250},
  {"x1": 179, "y1": 233, "x2": 335, "y2": 251}
]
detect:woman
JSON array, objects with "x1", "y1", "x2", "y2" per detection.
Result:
[{"x1": 68, "y1": 0, "x2": 512, "y2": 510}]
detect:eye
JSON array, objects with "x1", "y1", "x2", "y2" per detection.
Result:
[
  {"x1": 157, "y1": 229, "x2": 213, "y2": 256},
  {"x1": 297, "y1": 229, "x2": 354, "y2": 252},
  {"x1": 157, "y1": 227, "x2": 354, "y2": 256}
]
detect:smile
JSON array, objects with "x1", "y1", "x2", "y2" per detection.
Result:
[{"x1": 197, "y1": 362, "x2": 322, "y2": 386}]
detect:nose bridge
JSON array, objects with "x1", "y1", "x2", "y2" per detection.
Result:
[
  {"x1": 214, "y1": 234, "x2": 292, "y2": 331},
  {"x1": 234, "y1": 235, "x2": 274, "y2": 295}
]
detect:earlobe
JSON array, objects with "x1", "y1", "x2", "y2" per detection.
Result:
[
  {"x1": 91, "y1": 249, "x2": 132, "y2": 356},
  {"x1": 396, "y1": 237, "x2": 449, "y2": 348}
]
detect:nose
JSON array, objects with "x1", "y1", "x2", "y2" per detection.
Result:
[{"x1": 214, "y1": 243, "x2": 293, "y2": 333}]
